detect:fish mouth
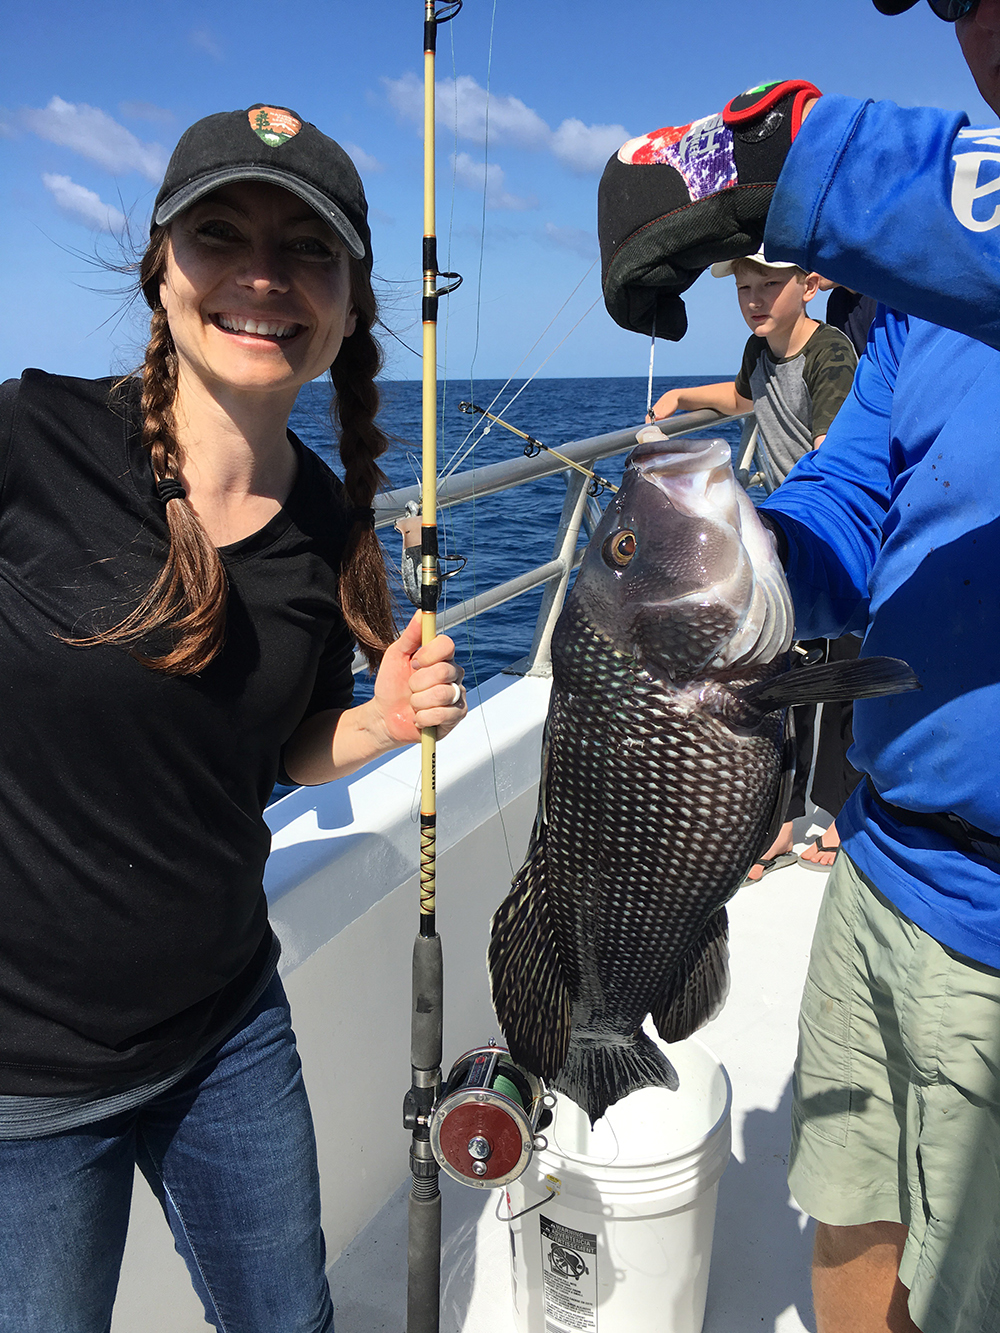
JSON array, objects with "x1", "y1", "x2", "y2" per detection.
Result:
[
  {"x1": 632, "y1": 430, "x2": 731, "y2": 475},
  {"x1": 626, "y1": 430, "x2": 793, "y2": 672},
  {"x1": 631, "y1": 431, "x2": 738, "y2": 525}
]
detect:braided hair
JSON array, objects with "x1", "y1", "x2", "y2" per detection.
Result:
[
  {"x1": 331, "y1": 256, "x2": 396, "y2": 666},
  {"x1": 79, "y1": 228, "x2": 395, "y2": 674}
]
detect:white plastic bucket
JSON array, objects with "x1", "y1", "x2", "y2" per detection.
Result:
[{"x1": 505, "y1": 1034, "x2": 731, "y2": 1333}]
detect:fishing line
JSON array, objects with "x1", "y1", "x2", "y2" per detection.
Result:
[
  {"x1": 466, "y1": 0, "x2": 498, "y2": 389},
  {"x1": 645, "y1": 312, "x2": 658, "y2": 422},
  {"x1": 461, "y1": 0, "x2": 519, "y2": 878},
  {"x1": 495, "y1": 1185, "x2": 558, "y2": 1223},
  {"x1": 439, "y1": 258, "x2": 598, "y2": 479},
  {"x1": 435, "y1": 13, "x2": 462, "y2": 625},
  {"x1": 449, "y1": 0, "x2": 497, "y2": 728},
  {"x1": 499, "y1": 297, "x2": 603, "y2": 418},
  {"x1": 442, "y1": 293, "x2": 602, "y2": 480}
]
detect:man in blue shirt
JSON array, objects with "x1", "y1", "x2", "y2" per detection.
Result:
[{"x1": 598, "y1": 4, "x2": 1000, "y2": 1330}]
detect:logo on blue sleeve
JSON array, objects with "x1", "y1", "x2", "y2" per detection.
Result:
[{"x1": 952, "y1": 128, "x2": 1000, "y2": 232}]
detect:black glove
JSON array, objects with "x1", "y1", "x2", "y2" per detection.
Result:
[{"x1": 598, "y1": 79, "x2": 820, "y2": 340}]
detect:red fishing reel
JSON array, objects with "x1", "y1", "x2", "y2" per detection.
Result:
[{"x1": 429, "y1": 1043, "x2": 553, "y2": 1188}]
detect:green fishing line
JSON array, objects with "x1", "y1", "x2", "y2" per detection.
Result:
[{"x1": 492, "y1": 1073, "x2": 524, "y2": 1106}]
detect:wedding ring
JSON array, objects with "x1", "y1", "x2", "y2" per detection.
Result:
[{"x1": 449, "y1": 683, "x2": 463, "y2": 707}]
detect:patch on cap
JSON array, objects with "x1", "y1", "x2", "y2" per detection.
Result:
[{"x1": 249, "y1": 106, "x2": 302, "y2": 147}]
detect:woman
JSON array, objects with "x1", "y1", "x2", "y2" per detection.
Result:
[{"x1": 0, "y1": 104, "x2": 465, "y2": 1332}]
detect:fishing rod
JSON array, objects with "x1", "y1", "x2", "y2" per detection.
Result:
[
  {"x1": 404, "y1": 9, "x2": 556, "y2": 1331},
  {"x1": 404, "y1": 4, "x2": 462, "y2": 1331},
  {"x1": 457, "y1": 400, "x2": 619, "y2": 496}
]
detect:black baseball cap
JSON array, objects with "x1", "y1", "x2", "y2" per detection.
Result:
[
  {"x1": 873, "y1": 0, "x2": 919, "y2": 11},
  {"x1": 153, "y1": 104, "x2": 372, "y2": 270}
]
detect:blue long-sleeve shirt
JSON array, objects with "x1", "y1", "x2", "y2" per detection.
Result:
[{"x1": 759, "y1": 95, "x2": 1000, "y2": 968}]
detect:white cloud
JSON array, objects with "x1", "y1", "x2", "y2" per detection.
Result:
[
  {"x1": 550, "y1": 118, "x2": 630, "y2": 175},
  {"x1": 343, "y1": 142, "x2": 384, "y2": 175},
  {"x1": 22, "y1": 97, "x2": 167, "y2": 181},
  {"x1": 444, "y1": 75, "x2": 550, "y2": 149},
  {"x1": 451, "y1": 153, "x2": 536, "y2": 211},
  {"x1": 383, "y1": 72, "x2": 628, "y2": 176},
  {"x1": 543, "y1": 221, "x2": 597, "y2": 260},
  {"x1": 385, "y1": 72, "x2": 548, "y2": 150},
  {"x1": 190, "y1": 27, "x2": 224, "y2": 60},
  {"x1": 43, "y1": 174, "x2": 125, "y2": 232},
  {"x1": 119, "y1": 100, "x2": 174, "y2": 126}
]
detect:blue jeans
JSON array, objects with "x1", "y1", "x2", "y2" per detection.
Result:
[{"x1": 0, "y1": 975, "x2": 335, "y2": 1333}]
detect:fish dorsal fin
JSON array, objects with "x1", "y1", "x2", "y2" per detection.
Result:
[{"x1": 740, "y1": 655, "x2": 920, "y2": 713}]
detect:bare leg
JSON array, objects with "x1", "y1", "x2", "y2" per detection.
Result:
[
  {"x1": 813, "y1": 1221, "x2": 920, "y2": 1333},
  {"x1": 800, "y1": 819, "x2": 842, "y2": 867},
  {"x1": 745, "y1": 819, "x2": 795, "y2": 882}
]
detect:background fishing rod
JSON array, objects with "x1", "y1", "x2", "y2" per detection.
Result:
[{"x1": 457, "y1": 400, "x2": 618, "y2": 496}]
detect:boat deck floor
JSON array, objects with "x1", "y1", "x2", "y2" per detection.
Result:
[{"x1": 329, "y1": 820, "x2": 831, "y2": 1333}]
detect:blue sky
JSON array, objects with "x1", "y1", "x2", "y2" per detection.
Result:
[{"x1": 1, "y1": 0, "x2": 993, "y2": 382}]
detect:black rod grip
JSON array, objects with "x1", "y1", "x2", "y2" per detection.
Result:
[
  {"x1": 407, "y1": 1191, "x2": 441, "y2": 1333},
  {"x1": 410, "y1": 931, "x2": 443, "y2": 1072}
]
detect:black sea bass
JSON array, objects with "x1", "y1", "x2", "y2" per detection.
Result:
[{"x1": 489, "y1": 433, "x2": 918, "y2": 1124}]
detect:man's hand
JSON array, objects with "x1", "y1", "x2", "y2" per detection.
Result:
[{"x1": 599, "y1": 79, "x2": 821, "y2": 342}]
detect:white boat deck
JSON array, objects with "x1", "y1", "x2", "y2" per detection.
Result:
[
  {"x1": 109, "y1": 671, "x2": 830, "y2": 1333},
  {"x1": 329, "y1": 839, "x2": 828, "y2": 1333}
]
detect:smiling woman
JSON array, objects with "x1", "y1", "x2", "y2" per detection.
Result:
[
  {"x1": 161, "y1": 185, "x2": 359, "y2": 403},
  {"x1": 0, "y1": 103, "x2": 467, "y2": 1332}
]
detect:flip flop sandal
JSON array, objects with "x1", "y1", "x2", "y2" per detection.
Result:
[
  {"x1": 743, "y1": 850, "x2": 797, "y2": 884},
  {"x1": 797, "y1": 836, "x2": 840, "y2": 872}
]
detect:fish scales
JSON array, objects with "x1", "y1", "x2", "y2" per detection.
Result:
[
  {"x1": 544, "y1": 604, "x2": 782, "y2": 1040},
  {"x1": 489, "y1": 433, "x2": 920, "y2": 1123}
]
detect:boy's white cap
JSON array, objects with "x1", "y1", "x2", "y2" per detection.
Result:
[{"x1": 710, "y1": 250, "x2": 800, "y2": 278}]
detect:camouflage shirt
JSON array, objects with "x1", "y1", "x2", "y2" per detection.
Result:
[{"x1": 735, "y1": 322, "x2": 857, "y2": 491}]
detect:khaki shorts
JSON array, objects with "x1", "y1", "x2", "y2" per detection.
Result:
[{"x1": 789, "y1": 853, "x2": 1000, "y2": 1333}]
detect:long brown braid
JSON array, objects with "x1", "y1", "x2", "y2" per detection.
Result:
[
  {"x1": 72, "y1": 227, "x2": 228, "y2": 674},
  {"x1": 331, "y1": 256, "x2": 396, "y2": 668},
  {"x1": 78, "y1": 230, "x2": 394, "y2": 675}
]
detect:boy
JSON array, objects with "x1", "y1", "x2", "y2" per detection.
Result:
[
  {"x1": 652, "y1": 252, "x2": 857, "y2": 880},
  {"x1": 651, "y1": 252, "x2": 857, "y2": 492}
]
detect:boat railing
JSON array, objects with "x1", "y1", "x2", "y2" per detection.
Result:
[{"x1": 361, "y1": 407, "x2": 749, "y2": 678}]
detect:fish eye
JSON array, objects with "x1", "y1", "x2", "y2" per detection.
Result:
[{"x1": 603, "y1": 530, "x2": 638, "y2": 568}]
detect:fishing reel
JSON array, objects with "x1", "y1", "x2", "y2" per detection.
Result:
[
  {"x1": 428, "y1": 1042, "x2": 555, "y2": 1188},
  {"x1": 395, "y1": 501, "x2": 467, "y2": 608}
]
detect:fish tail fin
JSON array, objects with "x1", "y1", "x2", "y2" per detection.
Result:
[
  {"x1": 489, "y1": 838, "x2": 571, "y2": 1082},
  {"x1": 553, "y1": 1031, "x2": 679, "y2": 1126},
  {"x1": 651, "y1": 907, "x2": 730, "y2": 1043}
]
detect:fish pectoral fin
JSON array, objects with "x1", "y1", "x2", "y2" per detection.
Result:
[
  {"x1": 488, "y1": 840, "x2": 571, "y2": 1082},
  {"x1": 650, "y1": 908, "x2": 730, "y2": 1043},
  {"x1": 740, "y1": 656, "x2": 920, "y2": 712}
]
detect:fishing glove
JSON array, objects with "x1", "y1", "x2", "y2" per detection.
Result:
[{"x1": 598, "y1": 79, "x2": 821, "y2": 340}]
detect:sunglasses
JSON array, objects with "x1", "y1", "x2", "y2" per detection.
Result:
[{"x1": 928, "y1": 0, "x2": 979, "y2": 19}]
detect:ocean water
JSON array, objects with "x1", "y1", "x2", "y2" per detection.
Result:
[{"x1": 289, "y1": 375, "x2": 746, "y2": 696}]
